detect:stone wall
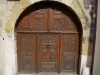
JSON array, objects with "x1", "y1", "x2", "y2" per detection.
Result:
[{"x1": 0, "y1": 0, "x2": 92, "y2": 75}]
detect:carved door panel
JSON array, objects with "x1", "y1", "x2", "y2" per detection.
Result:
[
  {"x1": 38, "y1": 34, "x2": 59, "y2": 72},
  {"x1": 49, "y1": 9, "x2": 77, "y2": 32},
  {"x1": 31, "y1": 9, "x2": 49, "y2": 31},
  {"x1": 61, "y1": 34, "x2": 79, "y2": 72},
  {"x1": 17, "y1": 9, "x2": 49, "y2": 31},
  {"x1": 17, "y1": 33, "x2": 37, "y2": 73}
]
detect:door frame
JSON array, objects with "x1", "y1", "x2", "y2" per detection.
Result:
[{"x1": 15, "y1": 1, "x2": 83, "y2": 75}]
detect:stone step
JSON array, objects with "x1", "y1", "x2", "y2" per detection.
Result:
[{"x1": 18, "y1": 72, "x2": 77, "y2": 75}]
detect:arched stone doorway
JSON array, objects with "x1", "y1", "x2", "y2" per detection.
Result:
[{"x1": 15, "y1": 1, "x2": 83, "y2": 74}]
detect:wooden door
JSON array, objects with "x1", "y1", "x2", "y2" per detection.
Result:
[
  {"x1": 17, "y1": 8, "x2": 79, "y2": 74},
  {"x1": 38, "y1": 34, "x2": 59, "y2": 72},
  {"x1": 61, "y1": 34, "x2": 79, "y2": 72},
  {"x1": 17, "y1": 33, "x2": 37, "y2": 73}
]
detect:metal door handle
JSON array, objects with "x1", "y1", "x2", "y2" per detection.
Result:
[{"x1": 47, "y1": 45, "x2": 50, "y2": 48}]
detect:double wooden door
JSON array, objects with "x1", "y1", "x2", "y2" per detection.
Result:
[
  {"x1": 17, "y1": 8, "x2": 79, "y2": 74},
  {"x1": 17, "y1": 33, "x2": 78, "y2": 73}
]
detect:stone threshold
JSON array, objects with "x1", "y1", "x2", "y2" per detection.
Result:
[{"x1": 18, "y1": 72, "x2": 77, "y2": 75}]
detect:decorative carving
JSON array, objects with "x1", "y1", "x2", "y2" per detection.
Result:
[
  {"x1": 17, "y1": 34, "x2": 36, "y2": 73},
  {"x1": 35, "y1": 9, "x2": 44, "y2": 14},
  {"x1": 39, "y1": 34, "x2": 58, "y2": 72},
  {"x1": 50, "y1": 9, "x2": 77, "y2": 32},
  {"x1": 32, "y1": 9, "x2": 48, "y2": 31},
  {"x1": 71, "y1": 36, "x2": 76, "y2": 51},
  {"x1": 53, "y1": 19, "x2": 63, "y2": 30},
  {"x1": 34, "y1": 19, "x2": 44, "y2": 30},
  {"x1": 41, "y1": 36, "x2": 57, "y2": 43},
  {"x1": 17, "y1": 8, "x2": 77, "y2": 32},
  {"x1": 61, "y1": 35, "x2": 78, "y2": 71}
]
